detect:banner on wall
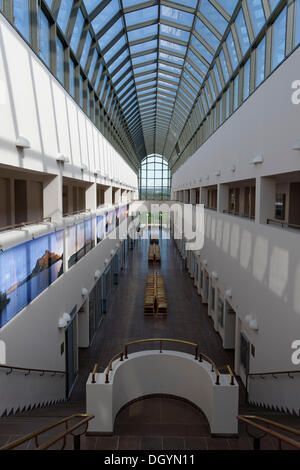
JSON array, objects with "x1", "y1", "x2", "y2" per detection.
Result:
[
  {"x1": 67, "y1": 218, "x2": 96, "y2": 268},
  {"x1": 96, "y1": 214, "x2": 105, "y2": 244},
  {"x1": 106, "y1": 210, "x2": 115, "y2": 234},
  {"x1": 115, "y1": 207, "x2": 120, "y2": 228},
  {"x1": 0, "y1": 230, "x2": 64, "y2": 328}
]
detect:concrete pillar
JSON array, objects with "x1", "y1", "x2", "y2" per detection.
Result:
[
  {"x1": 200, "y1": 188, "x2": 207, "y2": 207},
  {"x1": 114, "y1": 188, "x2": 121, "y2": 205},
  {"x1": 43, "y1": 173, "x2": 63, "y2": 223},
  {"x1": 104, "y1": 186, "x2": 112, "y2": 205},
  {"x1": 86, "y1": 182, "x2": 97, "y2": 212},
  {"x1": 190, "y1": 189, "x2": 196, "y2": 205},
  {"x1": 256, "y1": 176, "x2": 276, "y2": 224},
  {"x1": 218, "y1": 184, "x2": 229, "y2": 213}
]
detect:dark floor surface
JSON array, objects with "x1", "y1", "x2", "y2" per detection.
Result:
[{"x1": 0, "y1": 229, "x2": 299, "y2": 450}]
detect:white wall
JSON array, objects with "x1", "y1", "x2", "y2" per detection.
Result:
[
  {"x1": 86, "y1": 350, "x2": 239, "y2": 435},
  {"x1": 0, "y1": 14, "x2": 138, "y2": 190},
  {"x1": 171, "y1": 46, "x2": 300, "y2": 412}
]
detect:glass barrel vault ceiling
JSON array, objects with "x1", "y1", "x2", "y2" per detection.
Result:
[{"x1": 14, "y1": 0, "x2": 287, "y2": 168}]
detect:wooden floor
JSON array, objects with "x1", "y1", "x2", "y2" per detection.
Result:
[{"x1": 0, "y1": 229, "x2": 299, "y2": 450}]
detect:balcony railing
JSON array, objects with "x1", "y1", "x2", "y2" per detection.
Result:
[{"x1": 91, "y1": 338, "x2": 235, "y2": 386}]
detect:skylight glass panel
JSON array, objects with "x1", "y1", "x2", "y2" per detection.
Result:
[
  {"x1": 70, "y1": 9, "x2": 85, "y2": 53},
  {"x1": 125, "y1": 6, "x2": 158, "y2": 27},
  {"x1": 195, "y1": 19, "x2": 219, "y2": 51},
  {"x1": 119, "y1": 80, "x2": 134, "y2": 98},
  {"x1": 158, "y1": 72, "x2": 180, "y2": 83},
  {"x1": 108, "y1": 50, "x2": 129, "y2": 73},
  {"x1": 136, "y1": 80, "x2": 156, "y2": 89},
  {"x1": 185, "y1": 61, "x2": 203, "y2": 83},
  {"x1": 99, "y1": 75, "x2": 107, "y2": 100},
  {"x1": 130, "y1": 40, "x2": 157, "y2": 54},
  {"x1": 134, "y1": 64, "x2": 156, "y2": 75},
  {"x1": 183, "y1": 72, "x2": 199, "y2": 92},
  {"x1": 160, "y1": 24, "x2": 190, "y2": 43},
  {"x1": 128, "y1": 24, "x2": 158, "y2": 42},
  {"x1": 94, "y1": 5, "x2": 120, "y2": 35},
  {"x1": 160, "y1": 6, "x2": 194, "y2": 27},
  {"x1": 219, "y1": 49, "x2": 229, "y2": 82},
  {"x1": 247, "y1": 0, "x2": 266, "y2": 37},
  {"x1": 269, "y1": 0, "x2": 281, "y2": 11},
  {"x1": 158, "y1": 62, "x2": 180, "y2": 75},
  {"x1": 138, "y1": 87, "x2": 156, "y2": 95},
  {"x1": 158, "y1": 80, "x2": 177, "y2": 90},
  {"x1": 208, "y1": 76, "x2": 216, "y2": 101},
  {"x1": 57, "y1": 0, "x2": 73, "y2": 33},
  {"x1": 132, "y1": 52, "x2": 157, "y2": 65},
  {"x1": 115, "y1": 72, "x2": 132, "y2": 90},
  {"x1": 159, "y1": 39, "x2": 186, "y2": 55},
  {"x1": 159, "y1": 52, "x2": 184, "y2": 65},
  {"x1": 235, "y1": 9, "x2": 250, "y2": 55},
  {"x1": 255, "y1": 37, "x2": 266, "y2": 87},
  {"x1": 112, "y1": 63, "x2": 131, "y2": 82},
  {"x1": 104, "y1": 36, "x2": 127, "y2": 63},
  {"x1": 88, "y1": 49, "x2": 98, "y2": 81},
  {"x1": 213, "y1": 63, "x2": 222, "y2": 93},
  {"x1": 98, "y1": 19, "x2": 123, "y2": 51},
  {"x1": 226, "y1": 32, "x2": 239, "y2": 70},
  {"x1": 135, "y1": 72, "x2": 157, "y2": 82},
  {"x1": 14, "y1": 0, "x2": 30, "y2": 42},
  {"x1": 171, "y1": 0, "x2": 197, "y2": 7},
  {"x1": 199, "y1": 0, "x2": 228, "y2": 35},
  {"x1": 94, "y1": 63, "x2": 103, "y2": 90},
  {"x1": 187, "y1": 50, "x2": 208, "y2": 75},
  {"x1": 158, "y1": 87, "x2": 176, "y2": 95},
  {"x1": 218, "y1": 0, "x2": 238, "y2": 15},
  {"x1": 80, "y1": 32, "x2": 92, "y2": 68},
  {"x1": 179, "y1": 87, "x2": 193, "y2": 104},
  {"x1": 190, "y1": 35, "x2": 213, "y2": 62},
  {"x1": 83, "y1": 0, "x2": 99, "y2": 14},
  {"x1": 271, "y1": 7, "x2": 287, "y2": 71},
  {"x1": 44, "y1": 0, "x2": 53, "y2": 8}
]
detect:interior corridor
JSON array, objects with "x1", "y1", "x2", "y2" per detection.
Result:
[{"x1": 0, "y1": 229, "x2": 299, "y2": 450}]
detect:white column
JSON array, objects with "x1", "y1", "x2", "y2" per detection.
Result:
[
  {"x1": 256, "y1": 176, "x2": 276, "y2": 224},
  {"x1": 218, "y1": 184, "x2": 229, "y2": 213},
  {"x1": 43, "y1": 172, "x2": 63, "y2": 223}
]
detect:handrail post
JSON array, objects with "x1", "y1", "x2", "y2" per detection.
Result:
[
  {"x1": 73, "y1": 434, "x2": 81, "y2": 450},
  {"x1": 253, "y1": 437, "x2": 261, "y2": 450},
  {"x1": 125, "y1": 345, "x2": 128, "y2": 359},
  {"x1": 160, "y1": 340, "x2": 162, "y2": 353},
  {"x1": 195, "y1": 345, "x2": 198, "y2": 360}
]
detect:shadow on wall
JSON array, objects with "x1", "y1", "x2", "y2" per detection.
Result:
[{"x1": 204, "y1": 211, "x2": 300, "y2": 316}]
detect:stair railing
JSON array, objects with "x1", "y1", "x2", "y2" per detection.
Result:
[
  {"x1": 0, "y1": 414, "x2": 94, "y2": 450},
  {"x1": 246, "y1": 369, "x2": 300, "y2": 402},
  {"x1": 237, "y1": 415, "x2": 300, "y2": 450},
  {"x1": 0, "y1": 363, "x2": 65, "y2": 377}
]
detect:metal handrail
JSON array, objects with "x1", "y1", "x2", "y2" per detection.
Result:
[
  {"x1": 0, "y1": 363, "x2": 65, "y2": 376},
  {"x1": 91, "y1": 339, "x2": 227, "y2": 386},
  {"x1": 246, "y1": 369, "x2": 300, "y2": 401},
  {"x1": 105, "y1": 352, "x2": 124, "y2": 384},
  {"x1": 0, "y1": 217, "x2": 52, "y2": 233},
  {"x1": 218, "y1": 364, "x2": 236, "y2": 386},
  {"x1": 0, "y1": 413, "x2": 94, "y2": 451},
  {"x1": 198, "y1": 352, "x2": 220, "y2": 385},
  {"x1": 124, "y1": 338, "x2": 199, "y2": 361},
  {"x1": 237, "y1": 415, "x2": 300, "y2": 450},
  {"x1": 267, "y1": 218, "x2": 300, "y2": 230}
]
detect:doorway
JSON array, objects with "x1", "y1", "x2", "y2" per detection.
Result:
[{"x1": 65, "y1": 307, "x2": 79, "y2": 398}]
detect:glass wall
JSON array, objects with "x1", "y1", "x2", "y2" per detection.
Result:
[{"x1": 139, "y1": 154, "x2": 171, "y2": 200}]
